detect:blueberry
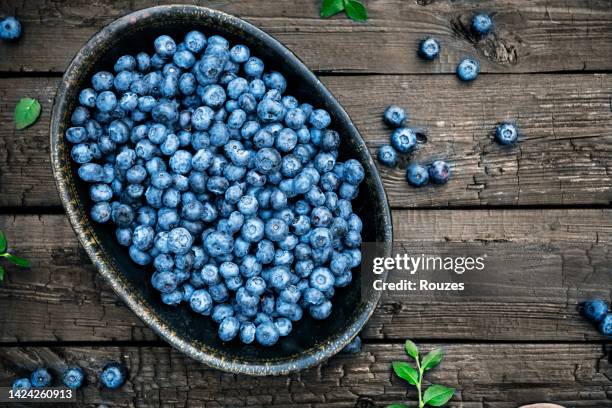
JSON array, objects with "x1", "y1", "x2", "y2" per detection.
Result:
[
  {"x1": 384, "y1": 105, "x2": 407, "y2": 128},
  {"x1": 256, "y1": 321, "x2": 280, "y2": 346},
  {"x1": 472, "y1": 13, "x2": 493, "y2": 35},
  {"x1": 218, "y1": 316, "x2": 240, "y2": 341},
  {"x1": 600, "y1": 314, "x2": 612, "y2": 336},
  {"x1": 154, "y1": 35, "x2": 177, "y2": 58},
  {"x1": 257, "y1": 98, "x2": 284, "y2": 123},
  {"x1": 495, "y1": 122, "x2": 519, "y2": 145},
  {"x1": 244, "y1": 57, "x2": 265, "y2": 78},
  {"x1": 71, "y1": 107, "x2": 90, "y2": 126},
  {"x1": 31, "y1": 368, "x2": 52, "y2": 388},
  {"x1": 391, "y1": 128, "x2": 417, "y2": 153},
  {"x1": 185, "y1": 31, "x2": 207, "y2": 53},
  {"x1": 310, "y1": 267, "x2": 335, "y2": 292},
  {"x1": 190, "y1": 289, "x2": 213, "y2": 315},
  {"x1": 418, "y1": 38, "x2": 440, "y2": 60},
  {"x1": 91, "y1": 202, "x2": 112, "y2": 223},
  {"x1": 100, "y1": 363, "x2": 127, "y2": 389},
  {"x1": 309, "y1": 109, "x2": 331, "y2": 130},
  {"x1": 63, "y1": 367, "x2": 85, "y2": 389},
  {"x1": 342, "y1": 336, "x2": 362, "y2": 354},
  {"x1": 582, "y1": 299, "x2": 609, "y2": 323},
  {"x1": 406, "y1": 163, "x2": 429, "y2": 187},
  {"x1": 12, "y1": 378, "x2": 31, "y2": 393},
  {"x1": 310, "y1": 299, "x2": 332, "y2": 320},
  {"x1": 0, "y1": 17, "x2": 21, "y2": 40},
  {"x1": 275, "y1": 317, "x2": 293, "y2": 337},
  {"x1": 210, "y1": 304, "x2": 233, "y2": 324},
  {"x1": 96, "y1": 91, "x2": 117, "y2": 112},
  {"x1": 240, "y1": 322, "x2": 257, "y2": 344},
  {"x1": 428, "y1": 160, "x2": 451, "y2": 184},
  {"x1": 167, "y1": 227, "x2": 193, "y2": 255},
  {"x1": 377, "y1": 145, "x2": 398, "y2": 167},
  {"x1": 151, "y1": 269, "x2": 178, "y2": 293},
  {"x1": 457, "y1": 58, "x2": 480, "y2": 82},
  {"x1": 92, "y1": 71, "x2": 114, "y2": 91}
]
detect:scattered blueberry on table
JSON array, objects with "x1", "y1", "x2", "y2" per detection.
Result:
[
  {"x1": 495, "y1": 122, "x2": 519, "y2": 145},
  {"x1": 383, "y1": 105, "x2": 407, "y2": 128},
  {"x1": 472, "y1": 13, "x2": 493, "y2": 36},
  {"x1": 418, "y1": 37, "x2": 440, "y2": 60},
  {"x1": 12, "y1": 378, "x2": 31, "y2": 393},
  {"x1": 377, "y1": 145, "x2": 398, "y2": 167},
  {"x1": 63, "y1": 367, "x2": 85, "y2": 389},
  {"x1": 100, "y1": 363, "x2": 127, "y2": 390},
  {"x1": 456, "y1": 58, "x2": 480, "y2": 81},
  {"x1": 0, "y1": 16, "x2": 21, "y2": 41},
  {"x1": 582, "y1": 299, "x2": 608, "y2": 322},
  {"x1": 30, "y1": 368, "x2": 52, "y2": 388},
  {"x1": 428, "y1": 160, "x2": 451, "y2": 184},
  {"x1": 580, "y1": 298, "x2": 612, "y2": 336},
  {"x1": 406, "y1": 164, "x2": 430, "y2": 187},
  {"x1": 64, "y1": 32, "x2": 365, "y2": 346},
  {"x1": 391, "y1": 128, "x2": 417, "y2": 153}
]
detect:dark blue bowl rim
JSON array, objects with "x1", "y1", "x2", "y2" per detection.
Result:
[{"x1": 50, "y1": 4, "x2": 393, "y2": 375}]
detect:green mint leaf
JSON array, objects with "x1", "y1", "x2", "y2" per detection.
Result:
[
  {"x1": 423, "y1": 384, "x2": 455, "y2": 406},
  {"x1": 392, "y1": 361, "x2": 419, "y2": 385},
  {"x1": 421, "y1": 348, "x2": 443, "y2": 371},
  {"x1": 321, "y1": 0, "x2": 345, "y2": 18},
  {"x1": 405, "y1": 340, "x2": 419, "y2": 360},
  {"x1": 386, "y1": 405, "x2": 409, "y2": 408},
  {"x1": 343, "y1": 0, "x2": 368, "y2": 22},
  {"x1": 14, "y1": 98, "x2": 42, "y2": 130},
  {"x1": 6, "y1": 254, "x2": 30, "y2": 268},
  {"x1": 0, "y1": 231, "x2": 6, "y2": 254},
  {"x1": 0, "y1": 265, "x2": 4, "y2": 282}
]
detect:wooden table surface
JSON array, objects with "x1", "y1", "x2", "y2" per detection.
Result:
[{"x1": 0, "y1": 1, "x2": 611, "y2": 407}]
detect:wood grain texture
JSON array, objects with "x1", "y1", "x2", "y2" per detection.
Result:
[
  {"x1": 1, "y1": 74, "x2": 611, "y2": 209},
  {"x1": 1, "y1": 0, "x2": 611, "y2": 74},
  {"x1": 1, "y1": 343, "x2": 611, "y2": 407},
  {"x1": 0, "y1": 210, "x2": 610, "y2": 343}
]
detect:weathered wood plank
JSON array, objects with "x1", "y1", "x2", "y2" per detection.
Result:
[
  {"x1": 1, "y1": 343, "x2": 611, "y2": 407},
  {"x1": 0, "y1": 210, "x2": 609, "y2": 343},
  {"x1": 1, "y1": 74, "x2": 611, "y2": 208},
  {"x1": 1, "y1": 0, "x2": 611, "y2": 74}
]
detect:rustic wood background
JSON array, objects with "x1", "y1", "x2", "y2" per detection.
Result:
[{"x1": 0, "y1": 0, "x2": 611, "y2": 407}]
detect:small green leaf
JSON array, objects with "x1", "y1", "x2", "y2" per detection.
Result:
[
  {"x1": 423, "y1": 384, "x2": 455, "y2": 407},
  {"x1": 0, "y1": 231, "x2": 6, "y2": 254},
  {"x1": 405, "y1": 340, "x2": 419, "y2": 360},
  {"x1": 392, "y1": 361, "x2": 419, "y2": 385},
  {"x1": 321, "y1": 0, "x2": 345, "y2": 18},
  {"x1": 421, "y1": 348, "x2": 443, "y2": 371},
  {"x1": 6, "y1": 254, "x2": 30, "y2": 268},
  {"x1": 386, "y1": 405, "x2": 409, "y2": 408},
  {"x1": 14, "y1": 98, "x2": 42, "y2": 130},
  {"x1": 343, "y1": 0, "x2": 368, "y2": 22},
  {"x1": 0, "y1": 265, "x2": 4, "y2": 282}
]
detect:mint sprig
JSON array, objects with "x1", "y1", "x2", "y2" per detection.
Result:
[
  {"x1": 389, "y1": 340, "x2": 455, "y2": 408},
  {"x1": 0, "y1": 231, "x2": 31, "y2": 282},
  {"x1": 320, "y1": 0, "x2": 368, "y2": 22}
]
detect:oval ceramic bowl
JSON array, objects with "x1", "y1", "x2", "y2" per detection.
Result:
[{"x1": 50, "y1": 5, "x2": 392, "y2": 375}]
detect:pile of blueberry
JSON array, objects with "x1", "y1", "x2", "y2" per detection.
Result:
[
  {"x1": 417, "y1": 13, "x2": 495, "y2": 82},
  {"x1": 0, "y1": 16, "x2": 21, "y2": 41},
  {"x1": 11, "y1": 363, "x2": 127, "y2": 392},
  {"x1": 377, "y1": 105, "x2": 451, "y2": 188},
  {"x1": 581, "y1": 299, "x2": 612, "y2": 336},
  {"x1": 65, "y1": 32, "x2": 365, "y2": 346}
]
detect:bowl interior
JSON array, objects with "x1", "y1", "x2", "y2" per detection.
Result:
[{"x1": 54, "y1": 6, "x2": 391, "y2": 370}]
